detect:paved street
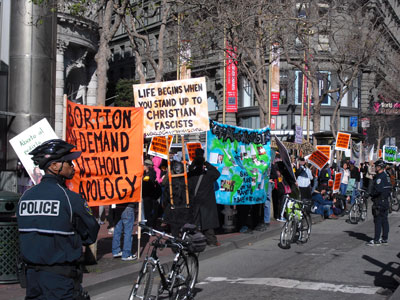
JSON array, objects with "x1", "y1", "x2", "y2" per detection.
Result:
[{"x1": 90, "y1": 211, "x2": 400, "y2": 300}]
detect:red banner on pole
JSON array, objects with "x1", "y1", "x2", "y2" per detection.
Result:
[
  {"x1": 226, "y1": 46, "x2": 238, "y2": 113},
  {"x1": 270, "y1": 91, "x2": 280, "y2": 115}
]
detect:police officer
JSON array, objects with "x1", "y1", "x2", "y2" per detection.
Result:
[
  {"x1": 367, "y1": 160, "x2": 391, "y2": 246},
  {"x1": 17, "y1": 139, "x2": 100, "y2": 299}
]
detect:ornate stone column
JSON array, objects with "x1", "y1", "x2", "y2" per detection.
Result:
[{"x1": 86, "y1": 64, "x2": 97, "y2": 106}]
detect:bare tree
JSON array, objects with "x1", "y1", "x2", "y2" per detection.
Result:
[
  {"x1": 121, "y1": 0, "x2": 176, "y2": 84},
  {"x1": 94, "y1": 0, "x2": 129, "y2": 105}
]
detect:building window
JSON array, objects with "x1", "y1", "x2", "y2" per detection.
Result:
[
  {"x1": 340, "y1": 116, "x2": 349, "y2": 131},
  {"x1": 120, "y1": 45, "x2": 125, "y2": 59},
  {"x1": 351, "y1": 78, "x2": 359, "y2": 108},
  {"x1": 241, "y1": 77, "x2": 255, "y2": 107},
  {"x1": 207, "y1": 95, "x2": 219, "y2": 111},
  {"x1": 240, "y1": 116, "x2": 260, "y2": 129},
  {"x1": 320, "y1": 115, "x2": 331, "y2": 131},
  {"x1": 318, "y1": 71, "x2": 331, "y2": 105},
  {"x1": 280, "y1": 73, "x2": 288, "y2": 105},
  {"x1": 142, "y1": 62, "x2": 147, "y2": 77},
  {"x1": 317, "y1": 34, "x2": 330, "y2": 52},
  {"x1": 294, "y1": 115, "x2": 313, "y2": 129},
  {"x1": 271, "y1": 115, "x2": 288, "y2": 130}
]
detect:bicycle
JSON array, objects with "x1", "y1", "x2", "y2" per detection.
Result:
[
  {"x1": 348, "y1": 188, "x2": 369, "y2": 224},
  {"x1": 129, "y1": 223, "x2": 202, "y2": 300},
  {"x1": 389, "y1": 180, "x2": 400, "y2": 212},
  {"x1": 279, "y1": 196, "x2": 312, "y2": 249}
]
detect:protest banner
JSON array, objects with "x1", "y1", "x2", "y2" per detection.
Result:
[
  {"x1": 186, "y1": 142, "x2": 202, "y2": 162},
  {"x1": 335, "y1": 132, "x2": 351, "y2": 151},
  {"x1": 379, "y1": 149, "x2": 382, "y2": 158},
  {"x1": 333, "y1": 172, "x2": 342, "y2": 193},
  {"x1": 307, "y1": 150, "x2": 329, "y2": 170},
  {"x1": 9, "y1": 118, "x2": 58, "y2": 184},
  {"x1": 133, "y1": 77, "x2": 209, "y2": 137},
  {"x1": 208, "y1": 120, "x2": 271, "y2": 205},
  {"x1": 383, "y1": 145, "x2": 398, "y2": 163},
  {"x1": 66, "y1": 100, "x2": 144, "y2": 206},
  {"x1": 316, "y1": 145, "x2": 331, "y2": 161},
  {"x1": 148, "y1": 136, "x2": 173, "y2": 160},
  {"x1": 295, "y1": 126, "x2": 303, "y2": 144}
]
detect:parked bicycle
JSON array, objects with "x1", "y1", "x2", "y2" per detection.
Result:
[
  {"x1": 348, "y1": 188, "x2": 369, "y2": 224},
  {"x1": 129, "y1": 223, "x2": 205, "y2": 300},
  {"x1": 279, "y1": 196, "x2": 312, "y2": 249},
  {"x1": 389, "y1": 180, "x2": 400, "y2": 212}
]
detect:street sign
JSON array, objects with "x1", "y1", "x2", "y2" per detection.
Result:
[{"x1": 350, "y1": 116, "x2": 358, "y2": 128}]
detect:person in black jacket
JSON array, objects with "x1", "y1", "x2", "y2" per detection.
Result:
[
  {"x1": 188, "y1": 148, "x2": 221, "y2": 246},
  {"x1": 367, "y1": 160, "x2": 391, "y2": 246},
  {"x1": 17, "y1": 139, "x2": 99, "y2": 300},
  {"x1": 163, "y1": 161, "x2": 194, "y2": 237},
  {"x1": 142, "y1": 158, "x2": 160, "y2": 228}
]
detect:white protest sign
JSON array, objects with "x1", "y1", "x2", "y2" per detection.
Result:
[
  {"x1": 9, "y1": 118, "x2": 58, "y2": 184},
  {"x1": 133, "y1": 77, "x2": 209, "y2": 137}
]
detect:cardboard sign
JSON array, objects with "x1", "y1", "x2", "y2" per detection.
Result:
[
  {"x1": 335, "y1": 132, "x2": 351, "y2": 151},
  {"x1": 66, "y1": 101, "x2": 144, "y2": 206},
  {"x1": 9, "y1": 118, "x2": 58, "y2": 185},
  {"x1": 133, "y1": 77, "x2": 209, "y2": 137},
  {"x1": 148, "y1": 136, "x2": 173, "y2": 160},
  {"x1": 307, "y1": 150, "x2": 329, "y2": 170},
  {"x1": 316, "y1": 145, "x2": 331, "y2": 161},
  {"x1": 186, "y1": 142, "x2": 202, "y2": 162},
  {"x1": 383, "y1": 145, "x2": 398, "y2": 163},
  {"x1": 333, "y1": 172, "x2": 342, "y2": 193}
]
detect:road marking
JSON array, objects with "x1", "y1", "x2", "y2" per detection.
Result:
[{"x1": 199, "y1": 277, "x2": 380, "y2": 295}]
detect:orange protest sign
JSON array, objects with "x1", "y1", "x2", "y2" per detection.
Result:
[
  {"x1": 186, "y1": 142, "x2": 202, "y2": 162},
  {"x1": 66, "y1": 100, "x2": 144, "y2": 206},
  {"x1": 333, "y1": 172, "x2": 342, "y2": 193},
  {"x1": 148, "y1": 136, "x2": 173, "y2": 159},
  {"x1": 378, "y1": 149, "x2": 382, "y2": 158},
  {"x1": 335, "y1": 132, "x2": 351, "y2": 151},
  {"x1": 307, "y1": 150, "x2": 329, "y2": 170},
  {"x1": 328, "y1": 179, "x2": 333, "y2": 188},
  {"x1": 316, "y1": 145, "x2": 331, "y2": 160}
]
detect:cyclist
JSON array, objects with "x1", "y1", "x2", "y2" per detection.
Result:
[
  {"x1": 367, "y1": 160, "x2": 391, "y2": 246},
  {"x1": 17, "y1": 139, "x2": 99, "y2": 299}
]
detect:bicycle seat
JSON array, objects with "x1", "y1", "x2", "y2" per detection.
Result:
[{"x1": 181, "y1": 223, "x2": 198, "y2": 234}]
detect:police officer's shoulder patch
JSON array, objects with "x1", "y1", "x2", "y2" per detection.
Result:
[
  {"x1": 377, "y1": 178, "x2": 381, "y2": 184},
  {"x1": 84, "y1": 201, "x2": 93, "y2": 215}
]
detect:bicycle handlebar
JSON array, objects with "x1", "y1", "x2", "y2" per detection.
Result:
[{"x1": 139, "y1": 222, "x2": 188, "y2": 248}]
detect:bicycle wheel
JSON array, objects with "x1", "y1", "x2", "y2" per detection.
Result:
[
  {"x1": 171, "y1": 253, "x2": 199, "y2": 300},
  {"x1": 129, "y1": 263, "x2": 155, "y2": 300},
  {"x1": 349, "y1": 203, "x2": 360, "y2": 224},
  {"x1": 300, "y1": 214, "x2": 312, "y2": 243},
  {"x1": 391, "y1": 194, "x2": 400, "y2": 212},
  {"x1": 279, "y1": 219, "x2": 295, "y2": 249},
  {"x1": 360, "y1": 200, "x2": 368, "y2": 222}
]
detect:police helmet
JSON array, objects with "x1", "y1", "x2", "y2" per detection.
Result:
[
  {"x1": 29, "y1": 139, "x2": 81, "y2": 170},
  {"x1": 172, "y1": 161, "x2": 184, "y2": 174},
  {"x1": 374, "y1": 159, "x2": 385, "y2": 168}
]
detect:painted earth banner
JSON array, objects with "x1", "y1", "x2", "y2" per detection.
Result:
[
  {"x1": 207, "y1": 120, "x2": 271, "y2": 205},
  {"x1": 66, "y1": 100, "x2": 144, "y2": 206},
  {"x1": 133, "y1": 77, "x2": 209, "y2": 137},
  {"x1": 383, "y1": 145, "x2": 398, "y2": 163}
]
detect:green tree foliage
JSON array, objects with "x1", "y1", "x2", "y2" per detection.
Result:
[{"x1": 114, "y1": 79, "x2": 138, "y2": 107}]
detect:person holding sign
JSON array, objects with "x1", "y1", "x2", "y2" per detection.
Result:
[
  {"x1": 17, "y1": 139, "x2": 99, "y2": 300},
  {"x1": 295, "y1": 157, "x2": 313, "y2": 201},
  {"x1": 163, "y1": 161, "x2": 194, "y2": 237},
  {"x1": 188, "y1": 148, "x2": 221, "y2": 246}
]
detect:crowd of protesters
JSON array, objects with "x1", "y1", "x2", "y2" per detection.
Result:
[{"x1": 59, "y1": 146, "x2": 400, "y2": 260}]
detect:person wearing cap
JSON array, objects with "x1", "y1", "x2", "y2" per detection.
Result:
[
  {"x1": 17, "y1": 139, "x2": 99, "y2": 299},
  {"x1": 142, "y1": 158, "x2": 161, "y2": 229},
  {"x1": 367, "y1": 159, "x2": 391, "y2": 246},
  {"x1": 295, "y1": 157, "x2": 313, "y2": 202}
]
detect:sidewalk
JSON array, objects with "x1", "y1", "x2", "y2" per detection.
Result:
[{"x1": 1, "y1": 213, "x2": 399, "y2": 300}]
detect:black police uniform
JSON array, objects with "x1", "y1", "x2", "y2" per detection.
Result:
[
  {"x1": 17, "y1": 174, "x2": 99, "y2": 299},
  {"x1": 370, "y1": 170, "x2": 391, "y2": 242}
]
